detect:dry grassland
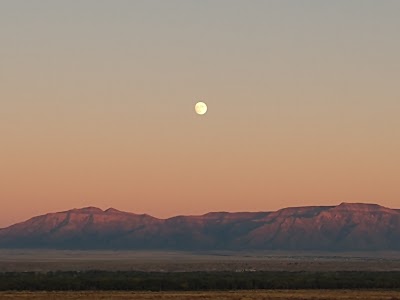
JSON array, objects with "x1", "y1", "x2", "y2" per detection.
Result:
[
  {"x1": 1, "y1": 250, "x2": 400, "y2": 272},
  {"x1": 0, "y1": 290, "x2": 399, "y2": 300}
]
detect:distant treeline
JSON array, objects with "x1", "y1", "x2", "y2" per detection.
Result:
[{"x1": 1, "y1": 271, "x2": 400, "y2": 291}]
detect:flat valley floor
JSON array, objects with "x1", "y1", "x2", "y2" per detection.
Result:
[
  {"x1": 1, "y1": 250, "x2": 400, "y2": 299},
  {"x1": 0, "y1": 290, "x2": 400, "y2": 300},
  {"x1": 1, "y1": 250, "x2": 400, "y2": 272}
]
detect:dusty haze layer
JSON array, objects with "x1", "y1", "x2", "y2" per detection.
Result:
[{"x1": 1, "y1": 1, "x2": 400, "y2": 227}]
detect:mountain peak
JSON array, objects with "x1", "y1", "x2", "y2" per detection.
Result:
[
  {"x1": 70, "y1": 207, "x2": 104, "y2": 214},
  {"x1": 335, "y1": 202, "x2": 390, "y2": 212},
  {"x1": 104, "y1": 208, "x2": 123, "y2": 214}
]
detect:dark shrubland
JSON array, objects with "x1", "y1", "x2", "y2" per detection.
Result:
[{"x1": 1, "y1": 271, "x2": 400, "y2": 291}]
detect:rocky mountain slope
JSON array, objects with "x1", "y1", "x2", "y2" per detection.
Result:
[{"x1": 0, "y1": 203, "x2": 399, "y2": 251}]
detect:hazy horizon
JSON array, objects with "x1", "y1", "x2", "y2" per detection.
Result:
[{"x1": 1, "y1": 1, "x2": 399, "y2": 228}]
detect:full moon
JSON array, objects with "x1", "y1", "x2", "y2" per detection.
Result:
[{"x1": 195, "y1": 102, "x2": 208, "y2": 115}]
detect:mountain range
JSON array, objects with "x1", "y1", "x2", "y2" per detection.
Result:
[{"x1": 0, "y1": 203, "x2": 399, "y2": 251}]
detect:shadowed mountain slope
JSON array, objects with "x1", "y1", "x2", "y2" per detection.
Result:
[{"x1": 0, "y1": 203, "x2": 399, "y2": 251}]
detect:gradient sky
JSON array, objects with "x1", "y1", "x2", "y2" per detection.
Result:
[{"x1": 1, "y1": 1, "x2": 400, "y2": 227}]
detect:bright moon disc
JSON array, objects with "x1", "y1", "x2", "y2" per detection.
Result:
[{"x1": 195, "y1": 102, "x2": 208, "y2": 115}]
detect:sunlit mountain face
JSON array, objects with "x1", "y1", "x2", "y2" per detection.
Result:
[{"x1": 1, "y1": 203, "x2": 399, "y2": 251}]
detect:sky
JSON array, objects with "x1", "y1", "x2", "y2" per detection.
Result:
[{"x1": 1, "y1": 1, "x2": 399, "y2": 227}]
